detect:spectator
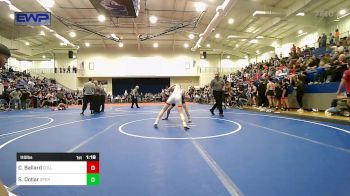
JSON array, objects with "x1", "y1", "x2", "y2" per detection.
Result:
[
  {"x1": 265, "y1": 78, "x2": 275, "y2": 108},
  {"x1": 329, "y1": 33, "x2": 335, "y2": 46},
  {"x1": 337, "y1": 63, "x2": 350, "y2": 106},
  {"x1": 20, "y1": 89, "x2": 31, "y2": 109},
  {"x1": 250, "y1": 83, "x2": 257, "y2": 106},
  {"x1": 56, "y1": 89, "x2": 66, "y2": 104},
  {"x1": 321, "y1": 33, "x2": 327, "y2": 48},
  {"x1": 257, "y1": 80, "x2": 267, "y2": 107},
  {"x1": 335, "y1": 29, "x2": 340, "y2": 45},
  {"x1": 10, "y1": 88, "x2": 22, "y2": 110},
  {"x1": 296, "y1": 78, "x2": 305, "y2": 112},
  {"x1": 281, "y1": 79, "x2": 289, "y2": 111},
  {"x1": 41, "y1": 91, "x2": 55, "y2": 107},
  {"x1": 0, "y1": 80, "x2": 4, "y2": 96},
  {"x1": 274, "y1": 82, "x2": 282, "y2": 110}
]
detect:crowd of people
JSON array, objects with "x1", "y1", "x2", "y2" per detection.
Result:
[
  {"x1": 0, "y1": 69, "x2": 84, "y2": 111},
  {"x1": 54, "y1": 66, "x2": 78, "y2": 74},
  {"x1": 0, "y1": 43, "x2": 86, "y2": 111},
  {"x1": 193, "y1": 32, "x2": 350, "y2": 114}
]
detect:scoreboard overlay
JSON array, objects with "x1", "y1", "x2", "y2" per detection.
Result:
[{"x1": 16, "y1": 153, "x2": 100, "y2": 186}]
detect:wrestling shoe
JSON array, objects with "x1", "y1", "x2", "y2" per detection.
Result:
[{"x1": 210, "y1": 109, "x2": 215, "y2": 116}]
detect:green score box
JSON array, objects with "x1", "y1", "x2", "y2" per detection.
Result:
[{"x1": 87, "y1": 174, "x2": 100, "y2": 186}]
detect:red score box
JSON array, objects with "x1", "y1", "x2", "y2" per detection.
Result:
[{"x1": 87, "y1": 161, "x2": 100, "y2": 173}]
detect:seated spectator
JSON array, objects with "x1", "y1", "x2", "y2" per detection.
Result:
[
  {"x1": 56, "y1": 89, "x2": 66, "y2": 104},
  {"x1": 41, "y1": 91, "x2": 55, "y2": 107},
  {"x1": 20, "y1": 89, "x2": 31, "y2": 109}
]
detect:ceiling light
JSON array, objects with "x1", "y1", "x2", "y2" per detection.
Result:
[
  {"x1": 188, "y1": 33, "x2": 195, "y2": 39},
  {"x1": 98, "y1": 15, "x2": 106, "y2": 22},
  {"x1": 235, "y1": 44, "x2": 239, "y2": 48},
  {"x1": 69, "y1": 31, "x2": 76, "y2": 38},
  {"x1": 339, "y1": 9, "x2": 347, "y2": 15},
  {"x1": 111, "y1": 33, "x2": 117, "y2": 39},
  {"x1": 118, "y1": 42, "x2": 124, "y2": 48},
  {"x1": 25, "y1": 42, "x2": 30, "y2": 46},
  {"x1": 215, "y1": 33, "x2": 220, "y2": 38},
  {"x1": 298, "y1": 30, "x2": 303, "y2": 34},
  {"x1": 42, "y1": 25, "x2": 54, "y2": 33},
  {"x1": 297, "y1": 32, "x2": 307, "y2": 37},
  {"x1": 194, "y1": 2, "x2": 207, "y2": 12},
  {"x1": 149, "y1": 16, "x2": 158, "y2": 24},
  {"x1": 60, "y1": 42, "x2": 64, "y2": 46},
  {"x1": 153, "y1": 42, "x2": 159, "y2": 48},
  {"x1": 73, "y1": 55, "x2": 76, "y2": 58},
  {"x1": 206, "y1": 44, "x2": 211, "y2": 48},
  {"x1": 42, "y1": 55, "x2": 46, "y2": 59},
  {"x1": 270, "y1": 51, "x2": 275, "y2": 54},
  {"x1": 228, "y1": 18, "x2": 234, "y2": 24},
  {"x1": 250, "y1": 39, "x2": 258, "y2": 44},
  {"x1": 226, "y1": 55, "x2": 230, "y2": 59},
  {"x1": 246, "y1": 27, "x2": 254, "y2": 33},
  {"x1": 271, "y1": 41, "x2": 279, "y2": 47},
  {"x1": 256, "y1": 36, "x2": 264, "y2": 39},
  {"x1": 184, "y1": 43, "x2": 189, "y2": 48},
  {"x1": 244, "y1": 55, "x2": 248, "y2": 59},
  {"x1": 40, "y1": 31, "x2": 45, "y2": 36},
  {"x1": 38, "y1": 0, "x2": 54, "y2": 8},
  {"x1": 256, "y1": 50, "x2": 260, "y2": 54},
  {"x1": 241, "y1": 39, "x2": 246, "y2": 41},
  {"x1": 227, "y1": 35, "x2": 240, "y2": 39},
  {"x1": 9, "y1": 13, "x2": 14, "y2": 19},
  {"x1": 296, "y1": 12, "x2": 305, "y2": 16},
  {"x1": 85, "y1": 42, "x2": 90, "y2": 47}
]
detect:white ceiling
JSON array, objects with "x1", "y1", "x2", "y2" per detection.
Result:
[{"x1": 0, "y1": 0, "x2": 349, "y2": 58}]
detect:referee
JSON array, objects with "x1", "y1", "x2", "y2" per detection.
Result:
[
  {"x1": 80, "y1": 78, "x2": 96, "y2": 115},
  {"x1": 131, "y1": 85, "x2": 140, "y2": 108},
  {"x1": 210, "y1": 72, "x2": 225, "y2": 117}
]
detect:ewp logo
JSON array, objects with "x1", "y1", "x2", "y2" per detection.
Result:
[{"x1": 15, "y1": 12, "x2": 51, "y2": 26}]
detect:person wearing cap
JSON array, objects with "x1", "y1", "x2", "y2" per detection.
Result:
[
  {"x1": 131, "y1": 85, "x2": 140, "y2": 108},
  {"x1": 0, "y1": 43, "x2": 11, "y2": 70}
]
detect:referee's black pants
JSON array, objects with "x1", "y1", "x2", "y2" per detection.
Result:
[
  {"x1": 131, "y1": 96, "x2": 139, "y2": 108},
  {"x1": 93, "y1": 95, "x2": 100, "y2": 113},
  {"x1": 82, "y1": 95, "x2": 93, "y2": 113},
  {"x1": 211, "y1": 90, "x2": 223, "y2": 114},
  {"x1": 100, "y1": 95, "x2": 105, "y2": 112}
]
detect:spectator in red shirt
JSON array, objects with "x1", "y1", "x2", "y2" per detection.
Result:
[{"x1": 337, "y1": 63, "x2": 350, "y2": 106}]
